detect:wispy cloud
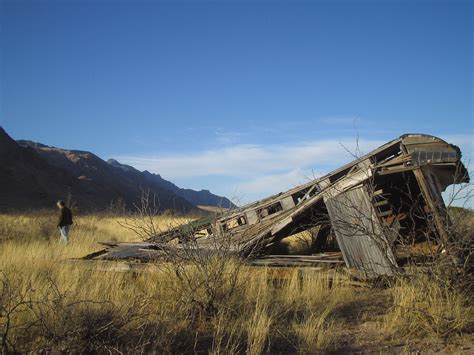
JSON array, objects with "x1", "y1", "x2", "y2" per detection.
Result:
[
  {"x1": 116, "y1": 138, "x2": 385, "y2": 179},
  {"x1": 114, "y1": 133, "x2": 473, "y2": 204},
  {"x1": 213, "y1": 129, "x2": 250, "y2": 145},
  {"x1": 238, "y1": 168, "x2": 319, "y2": 194},
  {"x1": 114, "y1": 137, "x2": 385, "y2": 201},
  {"x1": 208, "y1": 115, "x2": 369, "y2": 146}
]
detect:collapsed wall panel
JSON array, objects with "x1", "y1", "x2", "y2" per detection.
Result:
[
  {"x1": 325, "y1": 185, "x2": 397, "y2": 277},
  {"x1": 84, "y1": 134, "x2": 469, "y2": 276}
]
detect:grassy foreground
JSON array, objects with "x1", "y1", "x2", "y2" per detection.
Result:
[{"x1": 0, "y1": 213, "x2": 472, "y2": 353}]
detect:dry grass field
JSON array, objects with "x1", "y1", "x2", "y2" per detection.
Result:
[{"x1": 0, "y1": 212, "x2": 473, "y2": 353}]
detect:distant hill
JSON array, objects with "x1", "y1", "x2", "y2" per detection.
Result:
[
  {"x1": 107, "y1": 159, "x2": 235, "y2": 208},
  {"x1": 0, "y1": 127, "x2": 234, "y2": 212},
  {"x1": 0, "y1": 127, "x2": 85, "y2": 211}
]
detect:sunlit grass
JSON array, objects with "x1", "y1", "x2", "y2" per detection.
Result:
[
  {"x1": 1, "y1": 212, "x2": 472, "y2": 352},
  {"x1": 384, "y1": 274, "x2": 473, "y2": 338}
]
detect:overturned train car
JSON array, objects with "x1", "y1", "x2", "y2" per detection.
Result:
[{"x1": 89, "y1": 134, "x2": 470, "y2": 277}]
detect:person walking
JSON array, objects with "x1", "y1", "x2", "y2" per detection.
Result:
[{"x1": 57, "y1": 200, "x2": 73, "y2": 243}]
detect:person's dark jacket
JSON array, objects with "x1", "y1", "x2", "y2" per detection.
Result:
[{"x1": 58, "y1": 207, "x2": 73, "y2": 227}]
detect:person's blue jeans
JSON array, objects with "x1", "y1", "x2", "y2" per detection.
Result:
[{"x1": 59, "y1": 225, "x2": 70, "y2": 243}]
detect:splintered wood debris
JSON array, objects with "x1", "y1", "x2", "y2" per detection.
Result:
[{"x1": 84, "y1": 134, "x2": 469, "y2": 277}]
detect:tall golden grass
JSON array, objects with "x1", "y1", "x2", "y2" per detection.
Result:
[
  {"x1": 0, "y1": 212, "x2": 472, "y2": 353},
  {"x1": 384, "y1": 274, "x2": 473, "y2": 338}
]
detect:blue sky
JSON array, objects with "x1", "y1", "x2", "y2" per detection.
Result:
[{"x1": 1, "y1": 0, "x2": 472, "y2": 205}]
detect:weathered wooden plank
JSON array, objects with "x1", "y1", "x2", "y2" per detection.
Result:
[
  {"x1": 82, "y1": 134, "x2": 468, "y2": 278},
  {"x1": 325, "y1": 185, "x2": 397, "y2": 277}
]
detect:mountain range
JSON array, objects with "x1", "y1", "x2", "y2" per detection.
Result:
[{"x1": 0, "y1": 127, "x2": 234, "y2": 212}]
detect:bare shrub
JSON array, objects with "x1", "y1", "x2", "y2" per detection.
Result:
[
  {"x1": 107, "y1": 197, "x2": 127, "y2": 215},
  {"x1": 414, "y1": 164, "x2": 473, "y2": 291},
  {"x1": 0, "y1": 271, "x2": 152, "y2": 353},
  {"x1": 28, "y1": 280, "x2": 124, "y2": 352},
  {"x1": 118, "y1": 190, "x2": 245, "y2": 321},
  {"x1": 117, "y1": 189, "x2": 163, "y2": 240},
  {"x1": 0, "y1": 272, "x2": 35, "y2": 353}
]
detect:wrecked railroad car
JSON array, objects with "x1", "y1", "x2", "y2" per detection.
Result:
[{"x1": 85, "y1": 134, "x2": 470, "y2": 277}]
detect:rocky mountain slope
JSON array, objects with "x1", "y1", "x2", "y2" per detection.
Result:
[
  {"x1": 107, "y1": 159, "x2": 234, "y2": 208},
  {"x1": 0, "y1": 127, "x2": 234, "y2": 212}
]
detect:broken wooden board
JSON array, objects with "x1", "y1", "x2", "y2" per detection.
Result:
[
  {"x1": 248, "y1": 254, "x2": 345, "y2": 268},
  {"x1": 84, "y1": 134, "x2": 469, "y2": 277}
]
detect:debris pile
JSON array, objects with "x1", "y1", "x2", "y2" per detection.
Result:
[{"x1": 85, "y1": 134, "x2": 469, "y2": 277}]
